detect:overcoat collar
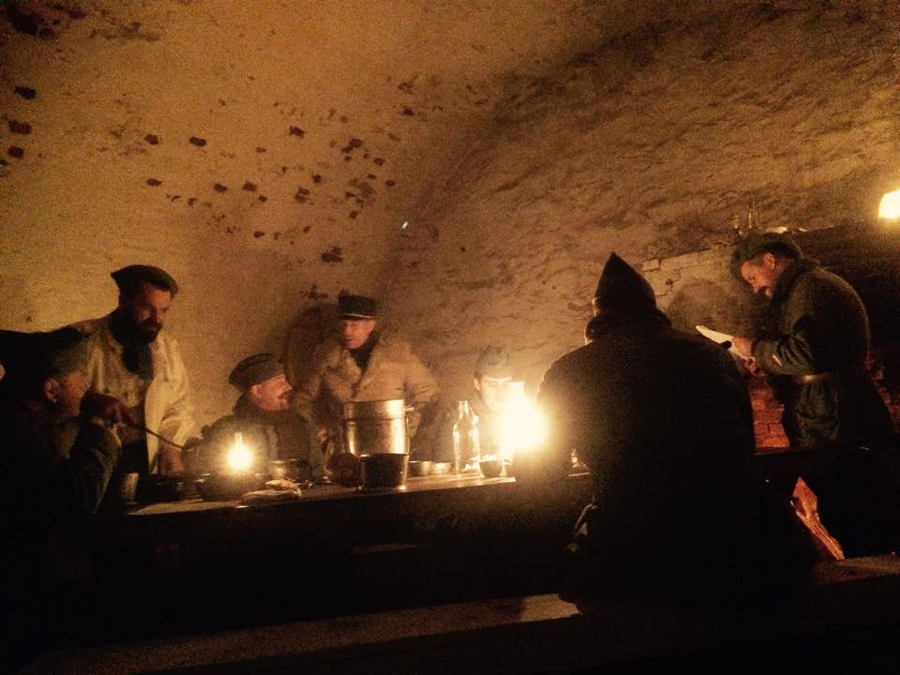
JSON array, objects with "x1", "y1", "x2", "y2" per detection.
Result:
[{"x1": 771, "y1": 257, "x2": 820, "y2": 307}]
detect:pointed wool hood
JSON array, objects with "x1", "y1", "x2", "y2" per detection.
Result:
[{"x1": 593, "y1": 253, "x2": 658, "y2": 313}]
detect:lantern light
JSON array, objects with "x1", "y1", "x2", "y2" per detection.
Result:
[
  {"x1": 498, "y1": 382, "x2": 547, "y2": 462},
  {"x1": 226, "y1": 432, "x2": 254, "y2": 473},
  {"x1": 878, "y1": 190, "x2": 900, "y2": 220}
]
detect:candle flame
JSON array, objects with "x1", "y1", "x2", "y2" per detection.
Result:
[{"x1": 227, "y1": 432, "x2": 254, "y2": 473}]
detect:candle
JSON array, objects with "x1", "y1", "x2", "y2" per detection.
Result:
[{"x1": 226, "y1": 432, "x2": 254, "y2": 473}]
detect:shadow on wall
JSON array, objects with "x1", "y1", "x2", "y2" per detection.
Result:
[
  {"x1": 663, "y1": 279, "x2": 762, "y2": 337},
  {"x1": 282, "y1": 303, "x2": 339, "y2": 387}
]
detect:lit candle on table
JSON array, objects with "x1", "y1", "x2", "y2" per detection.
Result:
[{"x1": 226, "y1": 432, "x2": 255, "y2": 473}]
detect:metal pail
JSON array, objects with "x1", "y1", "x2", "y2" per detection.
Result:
[{"x1": 342, "y1": 399, "x2": 409, "y2": 456}]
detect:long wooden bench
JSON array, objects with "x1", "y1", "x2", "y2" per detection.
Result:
[{"x1": 21, "y1": 556, "x2": 900, "y2": 675}]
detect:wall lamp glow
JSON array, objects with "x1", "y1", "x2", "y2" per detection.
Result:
[{"x1": 878, "y1": 189, "x2": 900, "y2": 220}]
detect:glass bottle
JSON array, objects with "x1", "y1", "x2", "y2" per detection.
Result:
[{"x1": 452, "y1": 400, "x2": 480, "y2": 473}]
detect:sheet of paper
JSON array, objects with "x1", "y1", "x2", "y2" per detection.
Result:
[
  {"x1": 695, "y1": 325, "x2": 734, "y2": 344},
  {"x1": 695, "y1": 324, "x2": 749, "y2": 361}
]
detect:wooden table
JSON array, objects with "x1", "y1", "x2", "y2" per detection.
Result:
[
  {"x1": 91, "y1": 470, "x2": 593, "y2": 547},
  {"x1": 76, "y1": 451, "x2": 820, "y2": 646},
  {"x1": 78, "y1": 471, "x2": 592, "y2": 645}
]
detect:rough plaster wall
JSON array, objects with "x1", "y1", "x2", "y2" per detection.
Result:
[
  {"x1": 385, "y1": 1, "x2": 900, "y2": 401},
  {"x1": 0, "y1": 0, "x2": 677, "y2": 424}
]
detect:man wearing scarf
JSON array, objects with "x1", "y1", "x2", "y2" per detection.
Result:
[
  {"x1": 536, "y1": 253, "x2": 815, "y2": 605},
  {"x1": 73, "y1": 265, "x2": 194, "y2": 477},
  {"x1": 731, "y1": 233, "x2": 898, "y2": 555},
  {"x1": 194, "y1": 353, "x2": 324, "y2": 480}
]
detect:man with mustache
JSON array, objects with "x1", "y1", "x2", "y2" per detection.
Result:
[
  {"x1": 194, "y1": 353, "x2": 324, "y2": 480},
  {"x1": 730, "y1": 233, "x2": 895, "y2": 453},
  {"x1": 731, "y1": 233, "x2": 898, "y2": 555},
  {"x1": 74, "y1": 265, "x2": 194, "y2": 477}
]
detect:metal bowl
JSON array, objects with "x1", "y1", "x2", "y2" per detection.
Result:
[
  {"x1": 267, "y1": 458, "x2": 308, "y2": 482},
  {"x1": 432, "y1": 461, "x2": 452, "y2": 475},
  {"x1": 479, "y1": 458, "x2": 503, "y2": 478},
  {"x1": 408, "y1": 460, "x2": 433, "y2": 477}
]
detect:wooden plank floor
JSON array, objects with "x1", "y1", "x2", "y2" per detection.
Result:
[{"x1": 21, "y1": 556, "x2": 900, "y2": 675}]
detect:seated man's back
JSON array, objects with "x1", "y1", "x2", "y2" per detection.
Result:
[{"x1": 538, "y1": 254, "x2": 816, "y2": 604}]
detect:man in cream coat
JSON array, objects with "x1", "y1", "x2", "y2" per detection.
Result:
[
  {"x1": 289, "y1": 292, "x2": 439, "y2": 459},
  {"x1": 74, "y1": 265, "x2": 194, "y2": 476}
]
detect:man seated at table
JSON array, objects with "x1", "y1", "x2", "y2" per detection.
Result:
[
  {"x1": 433, "y1": 346, "x2": 514, "y2": 466},
  {"x1": 0, "y1": 327, "x2": 129, "y2": 669},
  {"x1": 288, "y1": 292, "x2": 439, "y2": 463},
  {"x1": 194, "y1": 353, "x2": 324, "y2": 481},
  {"x1": 534, "y1": 253, "x2": 816, "y2": 606}
]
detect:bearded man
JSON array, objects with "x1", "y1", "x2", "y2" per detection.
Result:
[
  {"x1": 73, "y1": 265, "x2": 194, "y2": 477},
  {"x1": 731, "y1": 233, "x2": 899, "y2": 555}
]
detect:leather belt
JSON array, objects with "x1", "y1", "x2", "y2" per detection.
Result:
[
  {"x1": 793, "y1": 372, "x2": 832, "y2": 384},
  {"x1": 793, "y1": 367, "x2": 863, "y2": 385}
]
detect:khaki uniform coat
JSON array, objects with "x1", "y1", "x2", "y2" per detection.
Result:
[
  {"x1": 292, "y1": 332, "x2": 438, "y2": 444},
  {"x1": 73, "y1": 315, "x2": 194, "y2": 473}
]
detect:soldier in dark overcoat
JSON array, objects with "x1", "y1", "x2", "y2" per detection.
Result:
[
  {"x1": 536, "y1": 254, "x2": 815, "y2": 605},
  {"x1": 731, "y1": 233, "x2": 899, "y2": 555}
]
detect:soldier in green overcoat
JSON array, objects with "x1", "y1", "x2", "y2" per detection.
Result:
[
  {"x1": 732, "y1": 233, "x2": 899, "y2": 555},
  {"x1": 731, "y1": 233, "x2": 896, "y2": 450}
]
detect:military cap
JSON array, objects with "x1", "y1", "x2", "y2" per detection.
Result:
[
  {"x1": 729, "y1": 232, "x2": 802, "y2": 280},
  {"x1": 0, "y1": 327, "x2": 88, "y2": 385},
  {"x1": 228, "y1": 353, "x2": 284, "y2": 390},
  {"x1": 593, "y1": 253, "x2": 656, "y2": 313},
  {"x1": 111, "y1": 264, "x2": 179, "y2": 296},
  {"x1": 337, "y1": 292, "x2": 377, "y2": 319},
  {"x1": 474, "y1": 345, "x2": 513, "y2": 379}
]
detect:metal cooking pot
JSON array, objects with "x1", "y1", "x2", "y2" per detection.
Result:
[
  {"x1": 343, "y1": 399, "x2": 409, "y2": 456},
  {"x1": 360, "y1": 453, "x2": 409, "y2": 490}
]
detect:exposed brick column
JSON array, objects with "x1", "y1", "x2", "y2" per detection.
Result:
[{"x1": 747, "y1": 376, "x2": 789, "y2": 451}]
